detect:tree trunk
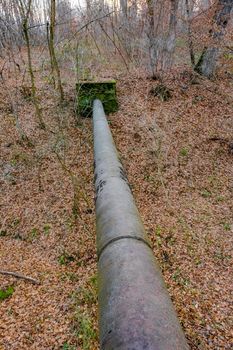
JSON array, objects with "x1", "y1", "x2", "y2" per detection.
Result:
[
  {"x1": 147, "y1": 0, "x2": 163, "y2": 77},
  {"x1": 119, "y1": 0, "x2": 133, "y2": 55},
  {"x1": 185, "y1": 0, "x2": 195, "y2": 67},
  {"x1": 195, "y1": 0, "x2": 233, "y2": 78},
  {"x1": 19, "y1": 0, "x2": 45, "y2": 129},
  {"x1": 163, "y1": 0, "x2": 179, "y2": 70},
  {"x1": 49, "y1": 0, "x2": 64, "y2": 103},
  {"x1": 147, "y1": 0, "x2": 179, "y2": 76},
  {"x1": 120, "y1": 0, "x2": 128, "y2": 18},
  {"x1": 23, "y1": 21, "x2": 45, "y2": 129},
  {"x1": 46, "y1": 21, "x2": 55, "y2": 87}
]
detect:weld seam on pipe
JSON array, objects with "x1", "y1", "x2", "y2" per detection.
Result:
[
  {"x1": 97, "y1": 235, "x2": 152, "y2": 260},
  {"x1": 93, "y1": 99, "x2": 189, "y2": 350}
]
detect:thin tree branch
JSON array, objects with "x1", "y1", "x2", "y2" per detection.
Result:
[
  {"x1": 28, "y1": 10, "x2": 114, "y2": 31},
  {"x1": 98, "y1": 21, "x2": 129, "y2": 71},
  {"x1": 0, "y1": 270, "x2": 40, "y2": 285}
]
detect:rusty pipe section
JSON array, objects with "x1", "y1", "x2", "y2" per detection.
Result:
[{"x1": 93, "y1": 99, "x2": 189, "y2": 350}]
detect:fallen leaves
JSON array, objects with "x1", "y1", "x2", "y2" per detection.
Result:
[{"x1": 0, "y1": 59, "x2": 233, "y2": 349}]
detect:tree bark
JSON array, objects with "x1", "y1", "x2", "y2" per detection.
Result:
[
  {"x1": 147, "y1": 0, "x2": 163, "y2": 77},
  {"x1": 195, "y1": 0, "x2": 233, "y2": 77},
  {"x1": 19, "y1": 0, "x2": 45, "y2": 129},
  {"x1": 49, "y1": 0, "x2": 64, "y2": 103},
  {"x1": 46, "y1": 21, "x2": 55, "y2": 87},
  {"x1": 147, "y1": 0, "x2": 179, "y2": 76},
  {"x1": 163, "y1": 0, "x2": 179, "y2": 70},
  {"x1": 185, "y1": 0, "x2": 195, "y2": 67}
]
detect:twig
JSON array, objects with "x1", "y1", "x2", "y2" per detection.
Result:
[
  {"x1": 57, "y1": 11, "x2": 114, "y2": 46},
  {"x1": 0, "y1": 270, "x2": 40, "y2": 285},
  {"x1": 28, "y1": 11, "x2": 114, "y2": 32},
  {"x1": 98, "y1": 21, "x2": 129, "y2": 71}
]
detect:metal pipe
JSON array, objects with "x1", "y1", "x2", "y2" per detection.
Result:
[{"x1": 93, "y1": 99, "x2": 189, "y2": 350}]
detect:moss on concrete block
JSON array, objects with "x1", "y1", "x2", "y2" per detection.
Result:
[{"x1": 76, "y1": 80, "x2": 118, "y2": 117}]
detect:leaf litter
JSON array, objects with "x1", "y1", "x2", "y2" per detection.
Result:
[{"x1": 0, "y1": 64, "x2": 233, "y2": 349}]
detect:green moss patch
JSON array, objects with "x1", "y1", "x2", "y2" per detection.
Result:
[
  {"x1": 0, "y1": 285, "x2": 14, "y2": 301},
  {"x1": 76, "y1": 80, "x2": 118, "y2": 117}
]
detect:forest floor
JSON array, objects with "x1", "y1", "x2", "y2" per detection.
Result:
[{"x1": 0, "y1": 59, "x2": 233, "y2": 350}]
